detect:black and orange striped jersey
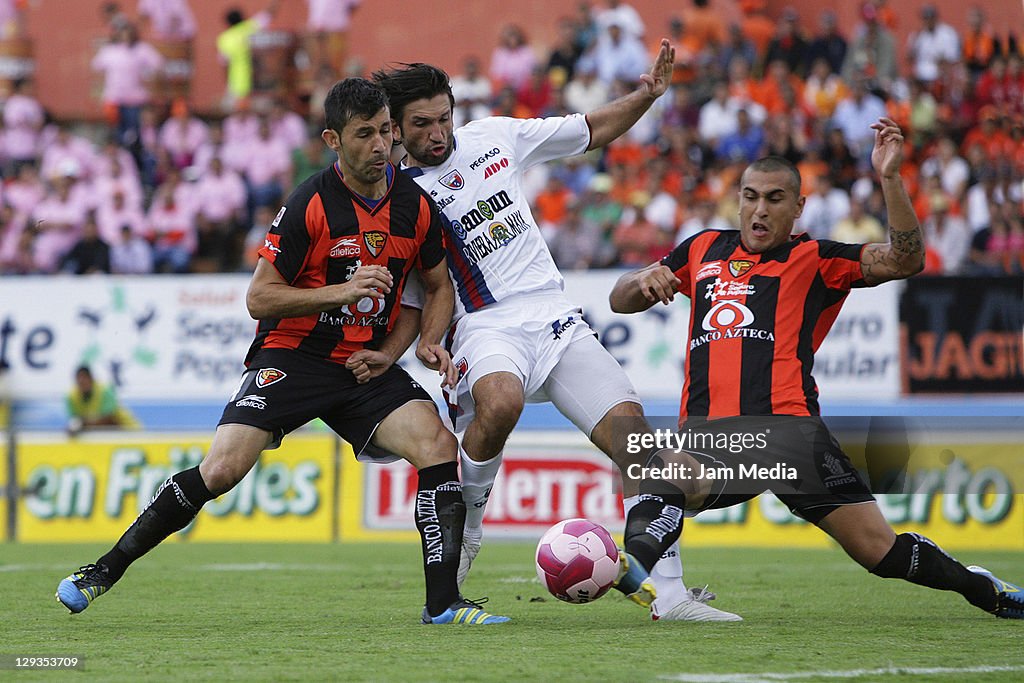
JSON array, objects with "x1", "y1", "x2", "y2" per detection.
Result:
[
  {"x1": 661, "y1": 230, "x2": 867, "y2": 419},
  {"x1": 249, "y1": 163, "x2": 445, "y2": 364}
]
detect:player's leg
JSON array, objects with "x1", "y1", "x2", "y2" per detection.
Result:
[
  {"x1": 456, "y1": 357, "x2": 527, "y2": 585},
  {"x1": 371, "y1": 399, "x2": 509, "y2": 625},
  {"x1": 544, "y1": 335, "x2": 741, "y2": 621},
  {"x1": 816, "y1": 502, "x2": 1024, "y2": 618},
  {"x1": 56, "y1": 424, "x2": 269, "y2": 613}
]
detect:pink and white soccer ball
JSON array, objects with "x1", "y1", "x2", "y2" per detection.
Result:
[{"x1": 535, "y1": 518, "x2": 620, "y2": 604}]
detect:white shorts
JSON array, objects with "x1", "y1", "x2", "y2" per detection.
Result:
[{"x1": 444, "y1": 290, "x2": 640, "y2": 436}]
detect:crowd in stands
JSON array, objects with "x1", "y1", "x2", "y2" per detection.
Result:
[{"x1": 0, "y1": 0, "x2": 1021, "y2": 277}]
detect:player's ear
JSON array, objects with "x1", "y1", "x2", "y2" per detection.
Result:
[
  {"x1": 794, "y1": 194, "x2": 806, "y2": 220},
  {"x1": 390, "y1": 118, "x2": 402, "y2": 143},
  {"x1": 321, "y1": 128, "x2": 340, "y2": 152}
]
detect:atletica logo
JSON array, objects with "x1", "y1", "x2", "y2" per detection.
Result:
[
  {"x1": 330, "y1": 238, "x2": 360, "y2": 258},
  {"x1": 235, "y1": 394, "x2": 267, "y2": 410}
]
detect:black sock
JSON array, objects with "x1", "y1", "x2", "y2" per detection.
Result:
[
  {"x1": 870, "y1": 532, "x2": 997, "y2": 611},
  {"x1": 415, "y1": 461, "x2": 464, "y2": 617},
  {"x1": 98, "y1": 466, "x2": 214, "y2": 582},
  {"x1": 623, "y1": 486, "x2": 687, "y2": 574}
]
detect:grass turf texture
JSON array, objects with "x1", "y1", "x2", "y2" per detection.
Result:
[{"x1": 3, "y1": 542, "x2": 1022, "y2": 682}]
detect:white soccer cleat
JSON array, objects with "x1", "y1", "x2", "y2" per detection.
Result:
[
  {"x1": 457, "y1": 527, "x2": 482, "y2": 588},
  {"x1": 651, "y1": 585, "x2": 742, "y2": 622}
]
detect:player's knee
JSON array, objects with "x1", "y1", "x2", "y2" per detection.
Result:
[
  {"x1": 198, "y1": 459, "x2": 246, "y2": 496},
  {"x1": 475, "y1": 395, "x2": 524, "y2": 440}
]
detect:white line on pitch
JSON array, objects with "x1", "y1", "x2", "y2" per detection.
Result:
[{"x1": 660, "y1": 665, "x2": 1024, "y2": 682}]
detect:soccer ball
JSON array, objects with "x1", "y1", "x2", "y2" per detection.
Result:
[{"x1": 535, "y1": 518, "x2": 620, "y2": 604}]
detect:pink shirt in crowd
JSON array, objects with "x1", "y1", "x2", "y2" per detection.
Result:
[
  {"x1": 32, "y1": 186, "x2": 92, "y2": 272},
  {"x1": 159, "y1": 117, "x2": 210, "y2": 168},
  {"x1": 241, "y1": 137, "x2": 292, "y2": 186},
  {"x1": 138, "y1": 0, "x2": 197, "y2": 41},
  {"x1": 2, "y1": 93, "x2": 44, "y2": 160},
  {"x1": 40, "y1": 135, "x2": 99, "y2": 182},
  {"x1": 271, "y1": 111, "x2": 307, "y2": 152},
  {"x1": 96, "y1": 203, "x2": 147, "y2": 243},
  {"x1": 146, "y1": 196, "x2": 197, "y2": 254},
  {"x1": 194, "y1": 170, "x2": 247, "y2": 223},
  {"x1": 306, "y1": 0, "x2": 360, "y2": 32},
  {"x1": 223, "y1": 111, "x2": 260, "y2": 146},
  {"x1": 92, "y1": 41, "x2": 164, "y2": 106}
]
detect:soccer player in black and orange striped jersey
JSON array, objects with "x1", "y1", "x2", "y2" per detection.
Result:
[
  {"x1": 55, "y1": 78, "x2": 510, "y2": 626},
  {"x1": 609, "y1": 118, "x2": 1024, "y2": 620}
]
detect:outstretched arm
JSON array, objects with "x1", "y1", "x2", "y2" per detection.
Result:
[
  {"x1": 585, "y1": 39, "x2": 675, "y2": 151},
  {"x1": 860, "y1": 118, "x2": 925, "y2": 285},
  {"x1": 610, "y1": 262, "x2": 682, "y2": 314}
]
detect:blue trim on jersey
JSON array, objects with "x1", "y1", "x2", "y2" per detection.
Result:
[
  {"x1": 440, "y1": 211, "x2": 496, "y2": 312},
  {"x1": 337, "y1": 162, "x2": 393, "y2": 209}
]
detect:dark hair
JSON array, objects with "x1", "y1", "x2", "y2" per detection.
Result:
[
  {"x1": 323, "y1": 78, "x2": 389, "y2": 134},
  {"x1": 371, "y1": 63, "x2": 455, "y2": 127},
  {"x1": 225, "y1": 8, "x2": 243, "y2": 26},
  {"x1": 744, "y1": 156, "x2": 802, "y2": 195},
  {"x1": 75, "y1": 365, "x2": 93, "y2": 377}
]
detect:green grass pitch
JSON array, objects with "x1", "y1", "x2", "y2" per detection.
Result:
[{"x1": 3, "y1": 542, "x2": 1023, "y2": 682}]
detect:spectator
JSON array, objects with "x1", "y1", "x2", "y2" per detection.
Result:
[
  {"x1": 216, "y1": 1, "x2": 280, "y2": 108},
  {"x1": 682, "y1": 0, "x2": 726, "y2": 52},
  {"x1": 96, "y1": 189, "x2": 146, "y2": 244},
  {"x1": 963, "y1": 6, "x2": 1000, "y2": 77},
  {"x1": 489, "y1": 24, "x2": 536, "y2": 91},
  {"x1": 763, "y1": 7, "x2": 808, "y2": 77},
  {"x1": 194, "y1": 156, "x2": 248, "y2": 271},
  {"x1": 799, "y1": 174, "x2": 851, "y2": 240},
  {"x1": 547, "y1": 16, "x2": 583, "y2": 86},
  {"x1": 803, "y1": 57, "x2": 848, "y2": 118},
  {"x1": 61, "y1": 214, "x2": 112, "y2": 274},
  {"x1": 967, "y1": 202, "x2": 1014, "y2": 275},
  {"x1": 66, "y1": 365, "x2": 139, "y2": 435},
  {"x1": 4, "y1": 162, "x2": 45, "y2": 221},
  {"x1": 92, "y1": 21, "x2": 163, "y2": 159},
  {"x1": 304, "y1": 0, "x2": 360, "y2": 74},
  {"x1": 137, "y1": 0, "x2": 196, "y2": 42},
  {"x1": 32, "y1": 163, "x2": 91, "y2": 273},
  {"x1": 921, "y1": 137, "x2": 970, "y2": 200},
  {"x1": 831, "y1": 196, "x2": 884, "y2": 243},
  {"x1": 110, "y1": 223, "x2": 153, "y2": 274},
  {"x1": 831, "y1": 78, "x2": 887, "y2": 162},
  {"x1": 450, "y1": 55, "x2": 494, "y2": 127},
  {"x1": 739, "y1": 0, "x2": 775, "y2": 59},
  {"x1": 158, "y1": 98, "x2": 208, "y2": 170},
  {"x1": 40, "y1": 125, "x2": 98, "y2": 184},
  {"x1": 762, "y1": 114, "x2": 805, "y2": 165},
  {"x1": 843, "y1": 3, "x2": 898, "y2": 94},
  {"x1": 517, "y1": 65, "x2": 554, "y2": 119},
  {"x1": 94, "y1": 152, "x2": 144, "y2": 219},
  {"x1": 718, "y1": 23, "x2": 757, "y2": 77},
  {"x1": 193, "y1": 120, "x2": 245, "y2": 175},
  {"x1": 613, "y1": 191, "x2": 671, "y2": 267},
  {"x1": 907, "y1": 79, "x2": 939, "y2": 150},
  {"x1": 595, "y1": 0, "x2": 644, "y2": 41},
  {"x1": 291, "y1": 135, "x2": 333, "y2": 187},
  {"x1": 269, "y1": 98, "x2": 307, "y2": 153},
  {"x1": 0, "y1": 0, "x2": 26, "y2": 38},
  {"x1": 675, "y1": 197, "x2": 730, "y2": 242},
  {"x1": 0, "y1": 226, "x2": 39, "y2": 275},
  {"x1": 146, "y1": 169, "x2": 196, "y2": 273},
  {"x1": 547, "y1": 199, "x2": 611, "y2": 270},
  {"x1": 2, "y1": 78, "x2": 45, "y2": 174},
  {"x1": 906, "y1": 4, "x2": 960, "y2": 86},
  {"x1": 698, "y1": 81, "x2": 738, "y2": 145},
  {"x1": 964, "y1": 169, "x2": 1004, "y2": 234},
  {"x1": 240, "y1": 117, "x2": 292, "y2": 219},
  {"x1": 806, "y1": 9, "x2": 847, "y2": 75},
  {"x1": 922, "y1": 192, "x2": 971, "y2": 275},
  {"x1": 715, "y1": 108, "x2": 763, "y2": 164},
  {"x1": 563, "y1": 60, "x2": 609, "y2": 114},
  {"x1": 587, "y1": 20, "x2": 649, "y2": 86}
]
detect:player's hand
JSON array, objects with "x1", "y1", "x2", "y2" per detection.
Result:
[
  {"x1": 416, "y1": 342, "x2": 457, "y2": 389},
  {"x1": 345, "y1": 349, "x2": 393, "y2": 384},
  {"x1": 340, "y1": 265, "x2": 393, "y2": 305},
  {"x1": 637, "y1": 264, "x2": 681, "y2": 305},
  {"x1": 638, "y1": 39, "x2": 675, "y2": 100},
  {"x1": 870, "y1": 117, "x2": 904, "y2": 179}
]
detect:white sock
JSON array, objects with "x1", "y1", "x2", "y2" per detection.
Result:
[
  {"x1": 460, "y1": 444, "x2": 502, "y2": 530},
  {"x1": 623, "y1": 494, "x2": 690, "y2": 605}
]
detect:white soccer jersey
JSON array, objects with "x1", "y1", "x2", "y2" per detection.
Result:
[{"x1": 403, "y1": 114, "x2": 591, "y2": 320}]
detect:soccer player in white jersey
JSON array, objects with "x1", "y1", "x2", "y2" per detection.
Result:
[{"x1": 372, "y1": 41, "x2": 740, "y2": 622}]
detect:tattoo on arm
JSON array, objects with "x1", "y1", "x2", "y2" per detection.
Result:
[
  {"x1": 890, "y1": 227, "x2": 923, "y2": 258},
  {"x1": 861, "y1": 226, "x2": 925, "y2": 284}
]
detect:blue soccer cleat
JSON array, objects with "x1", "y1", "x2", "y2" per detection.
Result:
[
  {"x1": 613, "y1": 551, "x2": 657, "y2": 608},
  {"x1": 56, "y1": 564, "x2": 114, "y2": 614},
  {"x1": 422, "y1": 597, "x2": 510, "y2": 625},
  {"x1": 968, "y1": 566, "x2": 1024, "y2": 619}
]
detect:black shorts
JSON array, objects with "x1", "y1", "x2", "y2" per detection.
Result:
[
  {"x1": 677, "y1": 416, "x2": 876, "y2": 524},
  {"x1": 218, "y1": 348, "x2": 434, "y2": 461}
]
